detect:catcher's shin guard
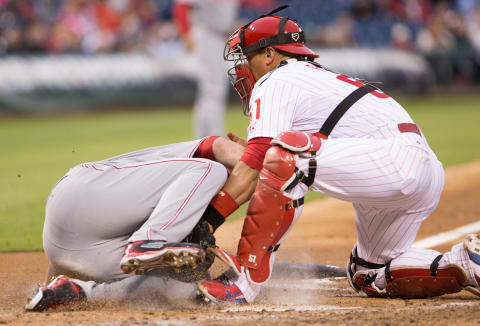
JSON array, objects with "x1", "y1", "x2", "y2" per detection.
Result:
[
  {"x1": 347, "y1": 250, "x2": 468, "y2": 299},
  {"x1": 237, "y1": 145, "x2": 300, "y2": 284}
]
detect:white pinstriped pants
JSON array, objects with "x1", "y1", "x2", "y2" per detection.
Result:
[
  {"x1": 294, "y1": 133, "x2": 476, "y2": 288},
  {"x1": 235, "y1": 133, "x2": 477, "y2": 300}
]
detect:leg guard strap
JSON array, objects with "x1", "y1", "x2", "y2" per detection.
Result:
[
  {"x1": 351, "y1": 254, "x2": 468, "y2": 299},
  {"x1": 285, "y1": 158, "x2": 317, "y2": 191}
]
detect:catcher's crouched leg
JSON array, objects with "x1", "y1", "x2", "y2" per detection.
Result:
[{"x1": 346, "y1": 251, "x2": 469, "y2": 299}]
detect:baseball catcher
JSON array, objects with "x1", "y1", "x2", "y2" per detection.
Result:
[{"x1": 190, "y1": 6, "x2": 480, "y2": 303}]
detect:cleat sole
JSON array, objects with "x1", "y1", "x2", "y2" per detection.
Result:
[{"x1": 120, "y1": 247, "x2": 207, "y2": 275}]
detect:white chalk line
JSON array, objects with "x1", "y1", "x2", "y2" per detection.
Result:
[
  {"x1": 413, "y1": 220, "x2": 480, "y2": 249},
  {"x1": 221, "y1": 304, "x2": 359, "y2": 313},
  {"x1": 266, "y1": 277, "x2": 344, "y2": 290},
  {"x1": 219, "y1": 301, "x2": 479, "y2": 314}
]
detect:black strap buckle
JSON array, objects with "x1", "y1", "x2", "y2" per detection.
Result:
[
  {"x1": 430, "y1": 254, "x2": 443, "y2": 276},
  {"x1": 285, "y1": 197, "x2": 304, "y2": 210},
  {"x1": 303, "y1": 157, "x2": 317, "y2": 187},
  {"x1": 268, "y1": 244, "x2": 281, "y2": 252},
  {"x1": 284, "y1": 158, "x2": 317, "y2": 192}
]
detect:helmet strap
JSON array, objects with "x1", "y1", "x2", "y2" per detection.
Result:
[
  {"x1": 242, "y1": 30, "x2": 305, "y2": 54},
  {"x1": 277, "y1": 17, "x2": 288, "y2": 34}
]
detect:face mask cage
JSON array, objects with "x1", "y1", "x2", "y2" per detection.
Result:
[
  {"x1": 223, "y1": 4, "x2": 292, "y2": 116},
  {"x1": 224, "y1": 29, "x2": 254, "y2": 116}
]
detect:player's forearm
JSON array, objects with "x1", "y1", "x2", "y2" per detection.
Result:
[
  {"x1": 212, "y1": 137, "x2": 246, "y2": 171},
  {"x1": 200, "y1": 145, "x2": 259, "y2": 231},
  {"x1": 222, "y1": 160, "x2": 259, "y2": 205},
  {"x1": 201, "y1": 156, "x2": 258, "y2": 232}
]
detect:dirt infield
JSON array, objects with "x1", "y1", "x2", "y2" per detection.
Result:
[{"x1": 1, "y1": 162, "x2": 480, "y2": 325}]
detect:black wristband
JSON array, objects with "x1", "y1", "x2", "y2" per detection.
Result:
[{"x1": 202, "y1": 204, "x2": 225, "y2": 231}]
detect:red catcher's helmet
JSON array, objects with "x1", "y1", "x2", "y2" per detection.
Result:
[
  {"x1": 225, "y1": 6, "x2": 318, "y2": 114},
  {"x1": 238, "y1": 16, "x2": 319, "y2": 58}
]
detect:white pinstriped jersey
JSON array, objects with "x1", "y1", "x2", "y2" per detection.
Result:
[{"x1": 247, "y1": 59, "x2": 416, "y2": 141}]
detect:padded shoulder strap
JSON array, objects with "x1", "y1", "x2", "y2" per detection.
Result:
[{"x1": 319, "y1": 84, "x2": 377, "y2": 137}]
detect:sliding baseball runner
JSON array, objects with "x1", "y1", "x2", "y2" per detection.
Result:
[
  {"x1": 195, "y1": 6, "x2": 480, "y2": 303},
  {"x1": 25, "y1": 136, "x2": 246, "y2": 311}
]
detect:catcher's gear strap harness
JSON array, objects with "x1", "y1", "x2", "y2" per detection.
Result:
[{"x1": 318, "y1": 84, "x2": 377, "y2": 137}]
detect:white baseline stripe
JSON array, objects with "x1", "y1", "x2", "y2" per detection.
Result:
[
  {"x1": 413, "y1": 220, "x2": 480, "y2": 249},
  {"x1": 221, "y1": 304, "x2": 359, "y2": 313}
]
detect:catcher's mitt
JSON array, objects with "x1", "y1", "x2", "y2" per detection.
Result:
[
  {"x1": 165, "y1": 218, "x2": 217, "y2": 283},
  {"x1": 184, "y1": 218, "x2": 216, "y2": 249}
]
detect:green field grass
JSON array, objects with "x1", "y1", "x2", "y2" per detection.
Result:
[{"x1": 1, "y1": 94, "x2": 479, "y2": 252}]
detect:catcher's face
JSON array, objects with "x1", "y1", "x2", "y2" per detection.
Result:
[{"x1": 246, "y1": 47, "x2": 277, "y2": 81}]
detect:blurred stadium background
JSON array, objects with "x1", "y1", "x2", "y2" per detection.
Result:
[{"x1": 0, "y1": 0, "x2": 479, "y2": 113}]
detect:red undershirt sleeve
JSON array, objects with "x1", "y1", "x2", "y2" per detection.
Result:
[
  {"x1": 193, "y1": 136, "x2": 218, "y2": 161},
  {"x1": 240, "y1": 137, "x2": 272, "y2": 171}
]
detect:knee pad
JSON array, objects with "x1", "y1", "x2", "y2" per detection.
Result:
[
  {"x1": 348, "y1": 253, "x2": 468, "y2": 299},
  {"x1": 260, "y1": 145, "x2": 297, "y2": 191}
]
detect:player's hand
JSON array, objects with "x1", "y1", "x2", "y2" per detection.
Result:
[{"x1": 227, "y1": 132, "x2": 247, "y2": 148}]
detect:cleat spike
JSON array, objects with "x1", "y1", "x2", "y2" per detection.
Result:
[{"x1": 120, "y1": 240, "x2": 206, "y2": 276}]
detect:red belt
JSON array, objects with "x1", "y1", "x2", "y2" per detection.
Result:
[
  {"x1": 398, "y1": 123, "x2": 421, "y2": 136},
  {"x1": 313, "y1": 123, "x2": 421, "y2": 139}
]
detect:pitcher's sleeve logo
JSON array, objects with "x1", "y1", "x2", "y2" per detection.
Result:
[
  {"x1": 248, "y1": 254, "x2": 257, "y2": 263},
  {"x1": 291, "y1": 33, "x2": 300, "y2": 42}
]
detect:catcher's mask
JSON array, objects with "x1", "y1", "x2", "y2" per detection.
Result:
[{"x1": 224, "y1": 5, "x2": 319, "y2": 115}]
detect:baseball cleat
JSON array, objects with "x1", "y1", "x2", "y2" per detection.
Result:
[
  {"x1": 208, "y1": 247, "x2": 243, "y2": 276},
  {"x1": 197, "y1": 274, "x2": 247, "y2": 304},
  {"x1": 464, "y1": 233, "x2": 480, "y2": 297},
  {"x1": 25, "y1": 275, "x2": 86, "y2": 311},
  {"x1": 120, "y1": 240, "x2": 207, "y2": 275}
]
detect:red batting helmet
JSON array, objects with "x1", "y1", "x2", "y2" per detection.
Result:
[{"x1": 224, "y1": 5, "x2": 318, "y2": 114}]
